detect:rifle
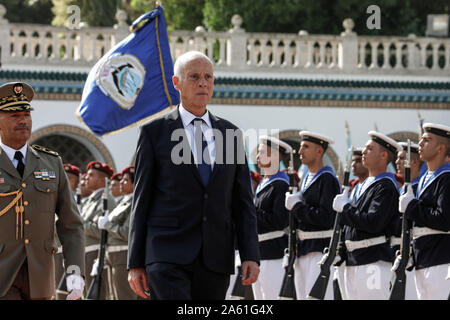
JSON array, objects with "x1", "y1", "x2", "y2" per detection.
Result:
[
  {"x1": 278, "y1": 148, "x2": 297, "y2": 300},
  {"x1": 56, "y1": 174, "x2": 83, "y2": 297},
  {"x1": 389, "y1": 139, "x2": 412, "y2": 300},
  {"x1": 307, "y1": 147, "x2": 352, "y2": 300},
  {"x1": 86, "y1": 177, "x2": 109, "y2": 300}
]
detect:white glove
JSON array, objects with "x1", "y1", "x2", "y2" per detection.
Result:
[
  {"x1": 90, "y1": 258, "x2": 99, "y2": 277},
  {"x1": 66, "y1": 274, "x2": 84, "y2": 300},
  {"x1": 97, "y1": 214, "x2": 109, "y2": 229},
  {"x1": 333, "y1": 187, "x2": 350, "y2": 213},
  {"x1": 285, "y1": 191, "x2": 302, "y2": 211},
  {"x1": 399, "y1": 184, "x2": 414, "y2": 214}
]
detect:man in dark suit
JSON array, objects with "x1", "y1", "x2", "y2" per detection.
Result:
[{"x1": 127, "y1": 51, "x2": 260, "y2": 300}]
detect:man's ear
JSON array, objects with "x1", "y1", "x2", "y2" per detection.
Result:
[{"x1": 172, "y1": 76, "x2": 179, "y2": 89}]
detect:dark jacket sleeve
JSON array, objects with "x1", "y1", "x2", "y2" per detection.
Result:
[
  {"x1": 231, "y1": 131, "x2": 260, "y2": 265},
  {"x1": 341, "y1": 182, "x2": 397, "y2": 234},
  {"x1": 128, "y1": 126, "x2": 155, "y2": 269},
  {"x1": 405, "y1": 175, "x2": 450, "y2": 231}
]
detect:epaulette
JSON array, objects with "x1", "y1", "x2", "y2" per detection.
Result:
[{"x1": 32, "y1": 144, "x2": 59, "y2": 157}]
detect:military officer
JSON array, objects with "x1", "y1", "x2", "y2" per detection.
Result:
[
  {"x1": 333, "y1": 131, "x2": 401, "y2": 299},
  {"x1": 82, "y1": 160, "x2": 116, "y2": 299},
  {"x1": 64, "y1": 163, "x2": 82, "y2": 194},
  {"x1": 0, "y1": 82, "x2": 85, "y2": 300},
  {"x1": 252, "y1": 136, "x2": 290, "y2": 300},
  {"x1": 98, "y1": 166, "x2": 138, "y2": 300},
  {"x1": 285, "y1": 131, "x2": 341, "y2": 300},
  {"x1": 399, "y1": 123, "x2": 450, "y2": 300}
]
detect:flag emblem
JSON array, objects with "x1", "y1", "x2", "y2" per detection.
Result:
[{"x1": 97, "y1": 53, "x2": 146, "y2": 110}]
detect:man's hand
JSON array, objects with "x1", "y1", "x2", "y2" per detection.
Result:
[
  {"x1": 333, "y1": 187, "x2": 350, "y2": 213},
  {"x1": 66, "y1": 274, "x2": 84, "y2": 300},
  {"x1": 241, "y1": 261, "x2": 259, "y2": 285},
  {"x1": 399, "y1": 184, "x2": 414, "y2": 214},
  {"x1": 128, "y1": 268, "x2": 150, "y2": 299}
]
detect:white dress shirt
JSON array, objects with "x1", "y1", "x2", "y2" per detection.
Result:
[
  {"x1": 0, "y1": 141, "x2": 28, "y2": 168},
  {"x1": 178, "y1": 104, "x2": 216, "y2": 170}
]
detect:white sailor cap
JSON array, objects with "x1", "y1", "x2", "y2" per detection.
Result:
[
  {"x1": 368, "y1": 131, "x2": 402, "y2": 155},
  {"x1": 299, "y1": 131, "x2": 334, "y2": 151},
  {"x1": 422, "y1": 123, "x2": 450, "y2": 139},
  {"x1": 352, "y1": 147, "x2": 364, "y2": 156},
  {"x1": 398, "y1": 142, "x2": 419, "y2": 154},
  {"x1": 259, "y1": 135, "x2": 292, "y2": 154}
]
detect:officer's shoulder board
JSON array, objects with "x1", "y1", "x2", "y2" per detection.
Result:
[{"x1": 32, "y1": 144, "x2": 59, "y2": 157}]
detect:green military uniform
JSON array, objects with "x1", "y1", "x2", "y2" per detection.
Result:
[
  {"x1": 82, "y1": 187, "x2": 116, "y2": 299},
  {"x1": 0, "y1": 145, "x2": 85, "y2": 299},
  {"x1": 104, "y1": 194, "x2": 138, "y2": 300}
]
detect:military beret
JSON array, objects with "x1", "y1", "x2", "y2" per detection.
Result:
[
  {"x1": 64, "y1": 163, "x2": 81, "y2": 177},
  {"x1": 299, "y1": 130, "x2": 334, "y2": 151},
  {"x1": 86, "y1": 161, "x2": 114, "y2": 178},
  {"x1": 368, "y1": 131, "x2": 402, "y2": 155},
  {"x1": 121, "y1": 166, "x2": 135, "y2": 176},
  {"x1": 259, "y1": 135, "x2": 292, "y2": 154},
  {"x1": 111, "y1": 173, "x2": 123, "y2": 181},
  {"x1": 422, "y1": 122, "x2": 450, "y2": 139},
  {"x1": 0, "y1": 82, "x2": 34, "y2": 112}
]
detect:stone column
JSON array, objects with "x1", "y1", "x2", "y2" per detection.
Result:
[
  {"x1": 227, "y1": 14, "x2": 247, "y2": 69},
  {"x1": 338, "y1": 18, "x2": 358, "y2": 71},
  {"x1": 0, "y1": 4, "x2": 11, "y2": 66}
]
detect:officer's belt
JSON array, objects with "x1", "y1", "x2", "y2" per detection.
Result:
[
  {"x1": 85, "y1": 244, "x2": 100, "y2": 253},
  {"x1": 345, "y1": 236, "x2": 387, "y2": 252},
  {"x1": 107, "y1": 245, "x2": 128, "y2": 253},
  {"x1": 258, "y1": 230, "x2": 285, "y2": 242},
  {"x1": 0, "y1": 190, "x2": 24, "y2": 240},
  {"x1": 389, "y1": 236, "x2": 402, "y2": 247},
  {"x1": 412, "y1": 227, "x2": 450, "y2": 240},
  {"x1": 296, "y1": 229, "x2": 333, "y2": 241}
]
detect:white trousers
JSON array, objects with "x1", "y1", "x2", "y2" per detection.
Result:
[
  {"x1": 294, "y1": 252, "x2": 333, "y2": 300},
  {"x1": 252, "y1": 259, "x2": 284, "y2": 300},
  {"x1": 404, "y1": 270, "x2": 418, "y2": 300},
  {"x1": 335, "y1": 264, "x2": 348, "y2": 300},
  {"x1": 344, "y1": 261, "x2": 392, "y2": 300},
  {"x1": 415, "y1": 263, "x2": 450, "y2": 300}
]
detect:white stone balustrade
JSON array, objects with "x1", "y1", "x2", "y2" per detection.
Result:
[{"x1": 0, "y1": 5, "x2": 448, "y2": 76}]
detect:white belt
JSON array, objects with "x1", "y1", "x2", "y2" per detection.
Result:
[
  {"x1": 345, "y1": 236, "x2": 387, "y2": 252},
  {"x1": 107, "y1": 245, "x2": 128, "y2": 253},
  {"x1": 258, "y1": 230, "x2": 285, "y2": 242},
  {"x1": 296, "y1": 229, "x2": 333, "y2": 241},
  {"x1": 412, "y1": 227, "x2": 450, "y2": 240},
  {"x1": 85, "y1": 244, "x2": 100, "y2": 253},
  {"x1": 390, "y1": 236, "x2": 402, "y2": 246}
]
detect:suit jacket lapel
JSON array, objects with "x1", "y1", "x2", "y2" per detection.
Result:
[
  {"x1": 167, "y1": 106, "x2": 203, "y2": 186},
  {"x1": 0, "y1": 146, "x2": 22, "y2": 180},
  {"x1": 208, "y1": 112, "x2": 224, "y2": 184}
]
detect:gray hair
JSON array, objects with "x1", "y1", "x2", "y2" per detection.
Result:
[{"x1": 173, "y1": 51, "x2": 213, "y2": 79}]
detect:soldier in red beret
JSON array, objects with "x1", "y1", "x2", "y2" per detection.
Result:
[
  {"x1": 98, "y1": 165, "x2": 138, "y2": 299},
  {"x1": 110, "y1": 172, "x2": 124, "y2": 203},
  {"x1": 81, "y1": 161, "x2": 117, "y2": 299},
  {"x1": 64, "y1": 163, "x2": 82, "y2": 193}
]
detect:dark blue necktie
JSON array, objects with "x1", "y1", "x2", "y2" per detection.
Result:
[{"x1": 193, "y1": 118, "x2": 211, "y2": 187}]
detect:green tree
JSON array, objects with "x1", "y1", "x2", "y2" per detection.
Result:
[
  {"x1": 130, "y1": 0, "x2": 205, "y2": 30},
  {"x1": 1, "y1": 0, "x2": 54, "y2": 24}
]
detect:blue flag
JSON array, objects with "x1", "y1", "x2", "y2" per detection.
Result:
[{"x1": 76, "y1": 6, "x2": 180, "y2": 136}]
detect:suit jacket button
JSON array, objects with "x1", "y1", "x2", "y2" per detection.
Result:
[
  {"x1": 24, "y1": 201, "x2": 29, "y2": 206},
  {"x1": 24, "y1": 239, "x2": 30, "y2": 244},
  {"x1": 24, "y1": 220, "x2": 30, "y2": 225},
  {"x1": 22, "y1": 183, "x2": 27, "y2": 188},
  {"x1": 204, "y1": 193, "x2": 208, "y2": 199},
  {"x1": 203, "y1": 216, "x2": 207, "y2": 222}
]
